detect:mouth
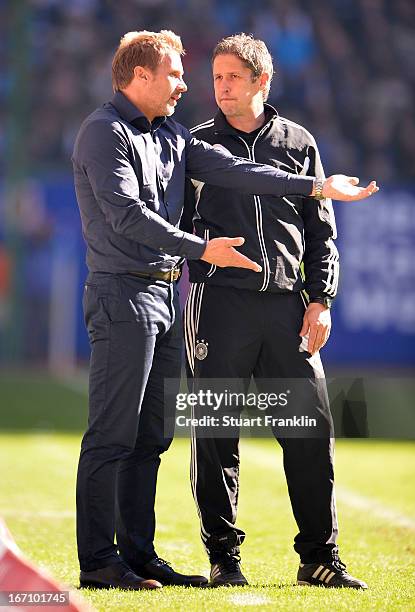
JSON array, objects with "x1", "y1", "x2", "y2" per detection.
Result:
[
  {"x1": 170, "y1": 94, "x2": 181, "y2": 103},
  {"x1": 220, "y1": 98, "x2": 236, "y2": 102}
]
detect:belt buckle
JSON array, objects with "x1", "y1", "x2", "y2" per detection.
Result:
[{"x1": 170, "y1": 267, "x2": 180, "y2": 282}]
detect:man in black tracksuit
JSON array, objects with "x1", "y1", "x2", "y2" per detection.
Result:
[{"x1": 182, "y1": 34, "x2": 368, "y2": 589}]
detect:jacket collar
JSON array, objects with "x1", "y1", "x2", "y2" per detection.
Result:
[
  {"x1": 213, "y1": 103, "x2": 279, "y2": 135},
  {"x1": 109, "y1": 91, "x2": 166, "y2": 133}
]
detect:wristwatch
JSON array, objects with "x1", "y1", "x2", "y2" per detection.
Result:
[
  {"x1": 313, "y1": 178, "x2": 325, "y2": 200},
  {"x1": 310, "y1": 296, "x2": 333, "y2": 309}
]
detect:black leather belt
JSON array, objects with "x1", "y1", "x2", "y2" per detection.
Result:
[{"x1": 128, "y1": 268, "x2": 181, "y2": 282}]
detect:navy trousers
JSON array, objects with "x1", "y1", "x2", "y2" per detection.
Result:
[
  {"x1": 76, "y1": 272, "x2": 182, "y2": 571},
  {"x1": 184, "y1": 283, "x2": 338, "y2": 564}
]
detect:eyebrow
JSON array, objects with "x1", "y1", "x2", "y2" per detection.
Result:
[{"x1": 213, "y1": 71, "x2": 243, "y2": 76}]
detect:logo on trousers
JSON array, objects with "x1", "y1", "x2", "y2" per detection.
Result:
[{"x1": 195, "y1": 340, "x2": 208, "y2": 360}]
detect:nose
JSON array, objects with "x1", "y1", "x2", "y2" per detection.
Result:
[
  {"x1": 219, "y1": 80, "x2": 230, "y2": 94},
  {"x1": 178, "y1": 78, "x2": 187, "y2": 93}
]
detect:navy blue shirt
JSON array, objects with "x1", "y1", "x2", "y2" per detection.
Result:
[{"x1": 72, "y1": 92, "x2": 314, "y2": 274}]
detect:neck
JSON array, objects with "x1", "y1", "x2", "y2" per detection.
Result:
[
  {"x1": 121, "y1": 87, "x2": 154, "y2": 122},
  {"x1": 225, "y1": 103, "x2": 266, "y2": 133}
]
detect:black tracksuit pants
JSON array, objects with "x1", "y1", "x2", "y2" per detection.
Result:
[
  {"x1": 184, "y1": 283, "x2": 338, "y2": 564},
  {"x1": 76, "y1": 272, "x2": 182, "y2": 571}
]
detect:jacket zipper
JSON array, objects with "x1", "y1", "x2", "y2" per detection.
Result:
[{"x1": 237, "y1": 134, "x2": 271, "y2": 291}]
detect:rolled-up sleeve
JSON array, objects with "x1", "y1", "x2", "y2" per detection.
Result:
[
  {"x1": 73, "y1": 119, "x2": 206, "y2": 259},
  {"x1": 184, "y1": 136, "x2": 315, "y2": 198}
]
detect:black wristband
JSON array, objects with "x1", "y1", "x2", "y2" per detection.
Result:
[{"x1": 309, "y1": 296, "x2": 333, "y2": 309}]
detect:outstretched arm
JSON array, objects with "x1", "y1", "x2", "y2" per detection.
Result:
[{"x1": 185, "y1": 135, "x2": 379, "y2": 202}]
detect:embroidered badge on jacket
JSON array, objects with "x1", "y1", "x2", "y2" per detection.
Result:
[{"x1": 195, "y1": 340, "x2": 208, "y2": 360}]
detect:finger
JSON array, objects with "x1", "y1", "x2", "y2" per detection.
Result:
[
  {"x1": 309, "y1": 333, "x2": 323, "y2": 354},
  {"x1": 310, "y1": 322, "x2": 328, "y2": 353},
  {"x1": 307, "y1": 325, "x2": 318, "y2": 353},
  {"x1": 228, "y1": 248, "x2": 262, "y2": 272},
  {"x1": 363, "y1": 180, "x2": 378, "y2": 193},
  {"x1": 223, "y1": 236, "x2": 245, "y2": 247},
  {"x1": 361, "y1": 183, "x2": 379, "y2": 199},
  {"x1": 368, "y1": 180, "x2": 379, "y2": 194},
  {"x1": 313, "y1": 340, "x2": 325, "y2": 354},
  {"x1": 313, "y1": 329, "x2": 327, "y2": 353},
  {"x1": 323, "y1": 326, "x2": 331, "y2": 346},
  {"x1": 299, "y1": 317, "x2": 309, "y2": 337},
  {"x1": 315, "y1": 324, "x2": 331, "y2": 352},
  {"x1": 350, "y1": 182, "x2": 379, "y2": 201},
  {"x1": 319, "y1": 333, "x2": 329, "y2": 350}
]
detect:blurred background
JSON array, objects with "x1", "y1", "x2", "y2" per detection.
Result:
[
  {"x1": 0, "y1": 6, "x2": 414, "y2": 605},
  {"x1": 0, "y1": 0, "x2": 414, "y2": 378}
]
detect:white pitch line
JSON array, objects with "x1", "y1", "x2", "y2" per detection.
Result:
[
  {"x1": 55, "y1": 374, "x2": 88, "y2": 396},
  {"x1": 243, "y1": 443, "x2": 415, "y2": 530},
  {"x1": 0, "y1": 510, "x2": 172, "y2": 533},
  {"x1": 0, "y1": 510, "x2": 75, "y2": 519},
  {"x1": 336, "y1": 487, "x2": 415, "y2": 530},
  {"x1": 228, "y1": 594, "x2": 273, "y2": 607}
]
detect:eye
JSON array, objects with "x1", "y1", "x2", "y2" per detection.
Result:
[{"x1": 214, "y1": 75, "x2": 222, "y2": 81}]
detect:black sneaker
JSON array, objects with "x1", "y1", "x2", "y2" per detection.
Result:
[
  {"x1": 210, "y1": 553, "x2": 248, "y2": 587},
  {"x1": 79, "y1": 561, "x2": 162, "y2": 590},
  {"x1": 132, "y1": 556, "x2": 208, "y2": 587},
  {"x1": 297, "y1": 557, "x2": 368, "y2": 589}
]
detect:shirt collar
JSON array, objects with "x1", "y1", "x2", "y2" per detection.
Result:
[{"x1": 110, "y1": 91, "x2": 166, "y2": 133}]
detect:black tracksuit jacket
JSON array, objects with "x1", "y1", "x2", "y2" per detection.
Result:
[{"x1": 181, "y1": 105, "x2": 339, "y2": 300}]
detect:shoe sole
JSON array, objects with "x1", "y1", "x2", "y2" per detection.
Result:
[
  {"x1": 209, "y1": 581, "x2": 249, "y2": 588},
  {"x1": 156, "y1": 581, "x2": 209, "y2": 588},
  {"x1": 79, "y1": 580, "x2": 161, "y2": 590},
  {"x1": 137, "y1": 574, "x2": 209, "y2": 588},
  {"x1": 297, "y1": 580, "x2": 367, "y2": 590},
  {"x1": 80, "y1": 581, "x2": 116, "y2": 590},
  {"x1": 297, "y1": 580, "x2": 340, "y2": 588}
]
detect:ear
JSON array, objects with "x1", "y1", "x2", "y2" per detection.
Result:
[
  {"x1": 259, "y1": 71, "x2": 270, "y2": 94},
  {"x1": 133, "y1": 65, "x2": 151, "y2": 84}
]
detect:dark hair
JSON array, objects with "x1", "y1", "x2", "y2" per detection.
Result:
[{"x1": 212, "y1": 33, "x2": 274, "y2": 101}]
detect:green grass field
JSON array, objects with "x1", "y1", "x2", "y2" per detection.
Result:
[{"x1": 0, "y1": 373, "x2": 414, "y2": 611}]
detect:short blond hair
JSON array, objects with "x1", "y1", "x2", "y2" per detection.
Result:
[
  {"x1": 112, "y1": 30, "x2": 185, "y2": 91},
  {"x1": 212, "y1": 33, "x2": 274, "y2": 101}
]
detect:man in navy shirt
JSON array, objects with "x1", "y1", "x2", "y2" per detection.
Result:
[{"x1": 72, "y1": 29, "x2": 378, "y2": 591}]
